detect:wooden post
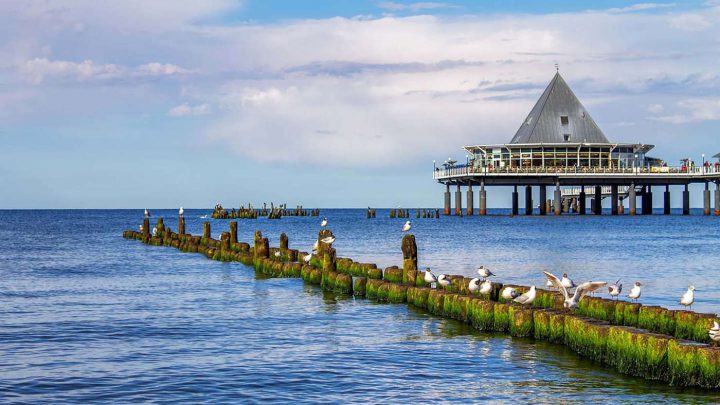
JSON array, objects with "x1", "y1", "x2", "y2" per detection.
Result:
[
  {"x1": 178, "y1": 216, "x2": 185, "y2": 235},
  {"x1": 402, "y1": 234, "x2": 418, "y2": 285},
  {"x1": 203, "y1": 222, "x2": 211, "y2": 239},
  {"x1": 229, "y1": 221, "x2": 238, "y2": 243}
]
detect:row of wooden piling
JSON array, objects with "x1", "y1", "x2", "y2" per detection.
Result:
[
  {"x1": 212, "y1": 203, "x2": 320, "y2": 219},
  {"x1": 123, "y1": 218, "x2": 720, "y2": 389},
  {"x1": 388, "y1": 208, "x2": 440, "y2": 219}
]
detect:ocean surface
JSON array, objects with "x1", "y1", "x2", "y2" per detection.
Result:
[{"x1": 1, "y1": 209, "x2": 719, "y2": 403}]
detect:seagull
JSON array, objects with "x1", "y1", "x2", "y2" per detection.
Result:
[
  {"x1": 546, "y1": 278, "x2": 554, "y2": 288},
  {"x1": 321, "y1": 236, "x2": 336, "y2": 245},
  {"x1": 680, "y1": 286, "x2": 696, "y2": 310},
  {"x1": 179, "y1": 206, "x2": 184, "y2": 216},
  {"x1": 468, "y1": 278, "x2": 481, "y2": 294},
  {"x1": 424, "y1": 268, "x2": 438, "y2": 286},
  {"x1": 628, "y1": 282, "x2": 642, "y2": 302},
  {"x1": 437, "y1": 274, "x2": 452, "y2": 288},
  {"x1": 144, "y1": 208, "x2": 150, "y2": 218},
  {"x1": 152, "y1": 227, "x2": 158, "y2": 237},
  {"x1": 561, "y1": 273, "x2": 576, "y2": 289},
  {"x1": 514, "y1": 286, "x2": 536, "y2": 305},
  {"x1": 303, "y1": 253, "x2": 312, "y2": 263},
  {"x1": 544, "y1": 271, "x2": 606, "y2": 310},
  {"x1": 608, "y1": 280, "x2": 622, "y2": 300},
  {"x1": 709, "y1": 321, "x2": 720, "y2": 347},
  {"x1": 402, "y1": 220, "x2": 411, "y2": 232},
  {"x1": 138, "y1": 224, "x2": 143, "y2": 232},
  {"x1": 199, "y1": 214, "x2": 208, "y2": 219},
  {"x1": 501, "y1": 286, "x2": 520, "y2": 300},
  {"x1": 320, "y1": 217, "x2": 328, "y2": 227},
  {"x1": 274, "y1": 251, "x2": 281, "y2": 258},
  {"x1": 479, "y1": 279, "x2": 492, "y2": 295},
  {"x1": 477, "y1": 265, "x2": 495, "y2": 279}
]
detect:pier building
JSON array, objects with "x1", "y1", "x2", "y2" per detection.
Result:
[{"x1": 434, "y1": 72, "x2": 720, "y2": 216}]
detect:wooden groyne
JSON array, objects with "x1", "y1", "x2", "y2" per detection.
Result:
[
  {"x1": 388, "y1": 208, "x2": 440, "y2": 218},
  {"x1": 211, "y1": 203, "x2": 320, "y2": 219},
  {"x1": 123, "y1": 218, "x2": 720, "y2": 389}
]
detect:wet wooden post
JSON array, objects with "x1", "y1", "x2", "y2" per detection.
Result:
[
  {"x1": 253, "y1": 230, "x2": 269, "y2": 260},
  {"x1": 203, "y1": 222, "x2": 211, "y2": 239},
  {"x1": 229, "y1": 221, "x2": 238, "y2": 243},
  {"x1": 280, "y1": 232, "x2": 288, "y2": 251},
  {"x1": 142, "y1": 215, "x2": 150, "y2": 236},
  {"x1": 178, "y1": 214, "x2": 185, "y2": 235},
  {"x1": 221, "y1": 232, "x2": 230, "y2": 251},
  {"x1": 402, "y1": 234, "x2": 418, "y2": 285}
]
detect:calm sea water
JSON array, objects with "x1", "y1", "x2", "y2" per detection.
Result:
[{"x1": 1, "y1": 209, "x2": 719, "y2": 403}]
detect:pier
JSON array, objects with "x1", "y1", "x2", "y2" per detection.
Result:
[
  {"x1": 434, "y1": 73, "x2": 720, "y2": 216},
  {"x1": 124, "y1": 215, "x2": 720, "y2": 389}
]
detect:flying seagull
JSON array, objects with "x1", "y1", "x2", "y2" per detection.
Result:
[
  {"x1": 514, "y1": 286, "x2": 536, "y2": 305},
  {"x1": 680, "y1": 286, "x2": 696, "y2": 310},
  {"x1": 402, "y1": 220, "x2": 411, "y2": 232},
  {"x1": 544, "y1": 271, "x2": 606, "y2": 310},
  {"x1": 628, "y1": 282, "x2": 642, "y2": 302}
]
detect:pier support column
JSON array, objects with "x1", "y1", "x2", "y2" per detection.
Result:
[
  {"x1": 554, "y1": 184, "x2": 561, "y2": 215},
  {"x1": 455, "y1": 185, "x2": 462, "y2": 216},
  {"x1": 512, "y1": 186, "x2": 519, "y2": 216},
  {"x1": 525, "y1": 185, "x2": 533, "y2": 215},
  {"x1": 467, "y1": 184, "x2": 474, "y2": 216},
  {"x1": 539, "y1": 185, "x2": 547, "y2": 215},
  {"x1": 594, "y1": 186, "x2": 602, "y2": 215},
  {"x1": 629, "y1": 184, "x2": 636, "y2": 215},
  {"x1": 579, "y1": 186, "x2": 586, "y2": 215},
  {"x1": 664, "y1": 185, "x2": 671, "y2": 215},
  {"x1": 479, "y1": 181, "x2": 487, "y2": 216},
  {"x1": 704, "y1": 182, "x2": 711, "y2": 216},
  {"x1": 683, "y1": 184, "x2": 690, "y2": 215},
  {"x1": 444, "y1": 184, "x2": 451, "y2": 216},
  {"x1": 715, "y1": 183, "x2": 720, "y2": 216},
  {"x1": 611, "y1": 185, "x2": 618, "y2": 215},
  {"x1": 619, "y1": 197, "x2": 624, "y2": 215},
  {"x1": 643, "y1": 186, "x2": 653, "y2": 215}
]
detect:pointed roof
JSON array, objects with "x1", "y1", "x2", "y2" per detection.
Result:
[{"x1": 509, "y1": 72, "x2": 609, "y2": 144}]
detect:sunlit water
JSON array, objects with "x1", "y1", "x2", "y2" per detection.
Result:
[{"x1": 0, "y1": 209, "x2": 719, "y2": 403}]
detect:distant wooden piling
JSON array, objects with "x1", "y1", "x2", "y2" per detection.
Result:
[{"x1": 203, "y1": 222, "x2": 211, "y2": 239}]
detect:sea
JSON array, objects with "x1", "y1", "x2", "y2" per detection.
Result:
[{"x1": 1, "y1": 209, "x2": 719, "y2": 403}]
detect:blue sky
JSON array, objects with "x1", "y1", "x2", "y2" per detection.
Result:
[{"x1": 1, "y1": 1, "x2": 719, "y2": 208}]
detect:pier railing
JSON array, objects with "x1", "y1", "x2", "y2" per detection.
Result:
[{"x1": 433, "y1": 164, "x2": 720, "y2": 180}]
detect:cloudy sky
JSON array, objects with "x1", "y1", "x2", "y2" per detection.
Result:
[{"x1": 1, "y1": 0, "x2": 719, "y2": 208}]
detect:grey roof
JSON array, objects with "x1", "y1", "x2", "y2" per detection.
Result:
[{"x1": 509, "y1": 72, "x2": 610, "y2": 144}]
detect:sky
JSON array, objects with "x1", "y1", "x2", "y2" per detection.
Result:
[{"x1": 1, "y1": 0, "x2": 720, "y2": 209}]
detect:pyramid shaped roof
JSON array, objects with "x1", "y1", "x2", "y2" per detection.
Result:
[{"x1": 509, "y1": 72, "x2": 609, "y2": 144}]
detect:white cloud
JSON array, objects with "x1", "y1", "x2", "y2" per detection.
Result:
[
  {"x1": 377, "y1": 2, "x2": 458, "y2": 12},
  {"x1": 647, "y1": 104, "x2": 665, "y2": 113},
  {"x1": 651, "y1": 98, "x2": 720, "y2": 123},
  {"x1": 605, "y1": 3, "x2": 676, "y2": 13},
  {"x1": 168, "y1": 102, "x2": 211, "y2": 117},
  {"x1": 19, "y1": 58, "x2": 190, "y2": 84},
  {"x1": 669, "y1": 13, "x2": 713, "y2": 30}
]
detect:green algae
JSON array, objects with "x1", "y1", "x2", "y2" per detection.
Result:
[
  {"x1": 353, "y1": 277, "x2": 367, "y2": 297},
  {"x1": 508, "y1": 306, "x2": 534, "y2": 337}
]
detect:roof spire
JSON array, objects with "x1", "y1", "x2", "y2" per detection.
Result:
[{"x1": 555, "y1": 63, "x2": 559, "y2": 72}]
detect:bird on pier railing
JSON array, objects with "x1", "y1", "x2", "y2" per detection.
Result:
[
  {"x1": 608, "y1": 280, "x2": 622, "y2": 300},
  {"x1": 402, "y1": 220, "x2": 411, "y2": 232},
  {"x1": 544, "y1": 271, "x2": 606, "y2": 310},
  {"x1": 477, "y1": 265, "x2": 495, "y2": 279},
  {"x1": 628, "y1": 282, "x2": 642, "y2": 302},
  {"x1": 502, "y1": 286, "x2": 520, "y2": 300},
  {"x1": 179, "y1": 206, "x2": 184, "y2": 217},
  {"x1": 709, "y1": 321, "x2": 720, "y2": 347},
  {"x1": 320, "y1": 217, "x2": 327, "y2": 227},
  {"x1": 514, "y1": 286, "x2": 536, "y2": 305},
  {"x1": 680, "y1": 286, "x2": 696, "y2": 310},
  {"x1": 144, "y1": 208, "x2": 150, "y2": 218}
]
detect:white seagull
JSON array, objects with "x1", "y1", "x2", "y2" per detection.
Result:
[
  {"x1": 709, "y1": 321, "x2": 720, "y2": 346},
  {"x1": 628, "y1": 282, "x2": 642, "y2": 302},
  {"x1": 179, "y1": 206, "x2": 184, "y2": 216},
  {"x1": 437, "y1": 274, "x2": 452, "y2": 288},
  {"x1": 561, "y1": 273, "x2": 576, "y2": 289},
  {"x1": 544, "y1": 271, "x2": 606, "y2": 310},
  {"x1": 514, "y1": 286, "x2": 537, "y2": 305},
  {"x1": 138, "y1": 224, "x2": 143, "y2": 232},
  {"x1": 608, "y1": 280, "x2": 622, "y2": 300},
  {"x1": 144, "y1": 208, "x2": 150, "y2": 218},
  {"x1": 680, "y1": 286, "x2": 696, "y2": 310},
  {"x1": 402, "y1": 220, "x2": 411, "y2": 232},
  {"x1": 468, "y1": 278, "x2": 481, "y2": 294},
  {"x1": 274, "y1": 251, "x2": 281, "y2": 258},
  {"x1": 321, "y1": 236, "x2": 336, "y2": 245},
  {"x1": 479, "y1": 279, "x2": 492, "y2": 295},
  {"x1": 152, "y1": 227, "x2": 158, "y2": 237},
  {"x1": 477, "y1": 265, "x2": 495, "y2": 279},
  {"x1": 320, "y1": 217, "x2": 328, "y2": 227},
  {"x1": 424, "y1": 269, "x2": 438, "y2": 286},
  {"x1": 501, "y1": 287, "x2": 519, "y2": 300},
  {"x1": 303, "y1": 253, "x2": 312, "y2": 263}
]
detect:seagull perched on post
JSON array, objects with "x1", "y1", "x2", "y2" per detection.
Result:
[
  {"x1": 437, "y1": 274, "x2": 452, "y2": 288},
  {"x1": 561, "y1": 273, "x2": 576, "y2": 289},
  {"x1": 709, "y1": 321, "x2": 720, "y2": 346},
  {"x1": 544, "y1": 271, "x2": 606, "y2": 310},
  {"x1": 514, "y1": 286, "x2": 536, "y2": 305},
  {"x1": 479, "y1": 279, "x2": 492, "y2": 295},
  {"x1": 477, "y1": 265, "x2": 495, "y2": 279},
  {"x1": 274, "y1": 251, "x2": 281, "y2": 258},
  {"x1": 144, "y1": 208, "x2": 150, "y2": 218},
  {"x1": 680, "y1": 286, "x2": 696, "y2": 310},
  {"x1": 424, "y1": 269, "x2": 438, "y2": 288},
  {"x1": 468, "y1": 278, "x2": 481, "y2": 294},
  {"x1": 321, "y1": 235, "x2": 336, "y2": 245},
  {"x1": 502, "y1": 286, "x2": 519, "y2": 300},
  {"x1": 402, "y1": 220, "x2": 411, "y2": 232},
  {"x1": 608, "y1": 280, "x2": 622, "y2": 300},
  {"x1": 628, "y1": 282, "x2": 642, "y2": 302},
  {"x1": 179, "y1": 207, "x2": 184, "y2": 217},
  {"x1": 320, "y1": 217, "x2": 327, "y2": 227},
  {"x1": 303, "y1": 253, "x2": 312, "y2": 263}
]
